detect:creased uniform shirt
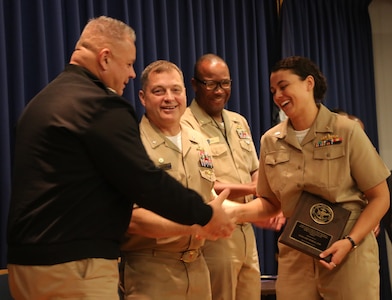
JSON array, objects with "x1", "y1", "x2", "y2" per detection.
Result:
[
  {"x1": 257, "y1": 104, "x2": 390, "y2": 217},
  {"x1": 182, "y1": 99, "x2": 259, "y2": 203},
  {"x1": 122, "y1": 115, "x2": 216, "y2": 252}
]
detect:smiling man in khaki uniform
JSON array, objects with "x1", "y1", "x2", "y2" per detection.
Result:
[
  {"x1": 181, "y1": 54, "x2": 261, "y2": 300},
  {"x1": 121, "y1": 60, "x2": 226, "y2": 300}
]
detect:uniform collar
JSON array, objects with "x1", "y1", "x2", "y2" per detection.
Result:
[
  {"x1": 140, "y1": 115, "x2": 199, "y2": 152},
  {"x1": 271, "y1": 104, "x2": 334, "y2": 148},
  {"x1": 189, "y1": 99, "x2": 236, "y2": 129},
  {"x1": 189, "y1": 99, "x2": 215, "y2": 126},
  {"x1": 140, "y1": 115, "x2": 166, "y2": 149}
]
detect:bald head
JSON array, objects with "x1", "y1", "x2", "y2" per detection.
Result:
[{"x1": 193, "y1": 54, "x2": 229, "y2": 79}]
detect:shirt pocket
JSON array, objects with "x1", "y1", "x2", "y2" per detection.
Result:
[
  {"x1": 210, "y1": 143, "x2": 227, "y2": 157},
  {"x1": 265, "y1": 150, "x2": 290, "y2": 165},
  {"x1": 239, "y1": 139, "x2": 253, "y2": 152},
  {"x1": 264, "y1": 150, "x2": 290, "y2": 191},
  {"x1": 313, "y1": 145, "x2": 345, "y2": 188},
  {"x1": 199, "y1": 169, "x2": 216, "y2": 182}
]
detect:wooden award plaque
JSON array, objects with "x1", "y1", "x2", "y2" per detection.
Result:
[{"x1": 280, "y1": 192, "x2": 351, "y2": 262}]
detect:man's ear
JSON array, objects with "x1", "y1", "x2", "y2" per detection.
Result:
[
  {"x1": 139, "y1": 90, "x2": 146, "y2": 107},
  {"x1": 191, "y1": 77, "x2": 198, "y2": 91},
  {"x1": 98, "y1": 48, "x2": 110, "y2": 70}
]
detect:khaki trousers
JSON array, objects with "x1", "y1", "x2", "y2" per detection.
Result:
[
  {"x1": 276, "y1": 232, "x2": 379, "y2": 300},
  {"x1": 202, "y1": 223, "x2": 261, "y2": 300},
  {"x1": 122, "y1": 252, "x2": 211, "y2": 300},
  {"x1": 8, "y1": 258, "x2": 119, "y2": 300}
]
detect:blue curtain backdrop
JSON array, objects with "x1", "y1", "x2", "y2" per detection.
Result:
[
  {"x1": 1, "y1": 0, "x2": 390, "y2": 297},
  {"x1": 280, "y1": 0, "x2": 379, "y2": 147}
]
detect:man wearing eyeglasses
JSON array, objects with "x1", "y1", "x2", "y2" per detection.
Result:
[{"x1": 181, "y1": 54, "x2": 261, "y2": 300}]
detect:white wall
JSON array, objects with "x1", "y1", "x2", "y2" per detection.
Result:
[
  {"x1": 369, "y1": 0, "x2": 392, "y2": 169},
  {"x1": 369, "y1": 0, "x2": 392, "y2": 289}
]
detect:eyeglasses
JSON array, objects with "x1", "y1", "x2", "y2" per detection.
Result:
[{"x1": 194, "y1": 77, "x2": 232, "y2": 91}]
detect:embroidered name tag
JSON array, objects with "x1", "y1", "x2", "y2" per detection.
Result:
[{"x1": 158, "y1": 163, "x2": 172, "y2": 170}]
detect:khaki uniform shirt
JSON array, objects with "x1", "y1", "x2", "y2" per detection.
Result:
[
  {"x1": 182, "y1": 99, "x2": 259, "y2": 203},
  {"x1": 123, "y1": 115, "x2": 216, "y2": 252},
  {"x1": 257, "y1": 104, "x2": 390, "y2": 217}
]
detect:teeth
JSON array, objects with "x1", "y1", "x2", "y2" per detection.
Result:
[{"x1": 281, "y1": 100, "x2": 290, "y2": 107}]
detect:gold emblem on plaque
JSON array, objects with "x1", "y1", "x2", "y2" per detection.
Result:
[{"x1": 310, "y1": 203, "x2": 334, "y2": 224}]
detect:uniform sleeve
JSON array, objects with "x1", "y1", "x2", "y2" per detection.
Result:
[
  {"x1": 349, "y1": 122, "x2": 390, "y2": 191},
  {"x1": 256, "y1": 134, "x2": 276, "y2": 200},
  {"x1": 84, "y1": 97, "x2": 212, "y2": 226}
]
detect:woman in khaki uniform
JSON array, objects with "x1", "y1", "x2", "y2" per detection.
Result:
[{"x1": 227, "y1": 56, "x2": 390, "y2": 299}]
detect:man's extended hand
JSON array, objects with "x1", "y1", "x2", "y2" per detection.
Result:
[
  {"x1": 252, "y1": 211, "x2": 286, "y2": 231},
  {"x1": 202, "y1": 189, "x2": 235, "y2": 240}
]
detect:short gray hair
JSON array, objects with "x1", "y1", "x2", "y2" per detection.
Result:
[
  {"x1": 141, "y1": 60, "x2": 184, "y2": 90},
  {"x1": 76, "y1": 16, "x2": 136, "y2": 53}
]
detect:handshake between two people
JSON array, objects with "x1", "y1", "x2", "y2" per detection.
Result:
[
  {"x1": 194, "y1": 189, "x2": 286, "y2": 241},
  {"x1": 222, "y1": 196, "x2": 286, "y2": 231}
]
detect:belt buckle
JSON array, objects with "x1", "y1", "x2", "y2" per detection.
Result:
[{"x1": 180, "y1": 249, "x2": 199, "y2": 263}]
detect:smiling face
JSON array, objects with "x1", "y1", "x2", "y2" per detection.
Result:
[
  {"x1": 192, "y1": 58, "x2": 231, "y2": 119},
  {"x1": 139, "y1": 68, "x2": 186, "y2": 135},
  {"x1": 270, "y1": 69, "x2": 317, "y2": 128}
]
